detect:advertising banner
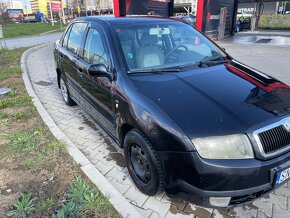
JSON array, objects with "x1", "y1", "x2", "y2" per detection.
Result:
[
  {"x1": 114, "y1": 0, "x2": 174, "y2": 17},
  {"x1": 7, "y1": 9, "x2": 24, "y2": 21},
  {"x1": 51, "y1": 2, "x2": 62, "y2": 13}
]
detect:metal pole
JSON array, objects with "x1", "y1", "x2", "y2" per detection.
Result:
[
  {"x1": 62, "y1": 0, "x2": 66, "y2": 24},
  {"x1": 50, "y1": 2, "x2": 54, "y2": 26},
  {"x1": 59, "y1": 6, "x2": 62, "y2": 30},
  {"x1": 98, "y1": 0, "x2": 101, "y2": 15},
  {"x1": 0, "y1": 25, "x2": 7, "y2": 49}
]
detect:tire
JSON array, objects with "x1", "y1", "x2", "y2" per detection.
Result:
[
  {"x1": 124, "y1": 129, "x2": 164, "y2": 196},
  {"x1": 60, "y1": 74, "x2": 76, "y2": 106}
]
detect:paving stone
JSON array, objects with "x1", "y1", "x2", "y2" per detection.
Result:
[
  {"x1": 143, "y1": 197, "x2": 171, "y2": 218},
  {"x1": 228, "y1": 205, "x2": 257, "y2": 218},
  {"x1": 71, "y1": 137, "x2": 90, "y2": 146},
  {"x1": 252, "y1": 197, "x2": 273, "y2": 217},
  {"x1": 122, "y1": 175, "x2": 135, "y2": 187},
  {"x1": 274, "y1": 186, "x2": 290, "y2": 197},
  {"x1": 190, "y1": 205, "x2": 213, "y2": 218},
  {"x1": 109, "y1": 178, "x2": 131, "y2": 194},
  {"x1": 135, "y1": 207, "x2": 153, "y2": 217},
  {"x1": 105, "y1": 166, "x2": 127, "y2": 183},
  {"x1": 89, "y1": 157, "x2": 100, "y2": 165},
  {"x1": 272, "y1": 203, "x2": 290, "y2": 218},
  {"x1": 93, "y1": 161, "x2": 114, "y2": 175},
  {"x1": 257, "y1": 210, "x2": 272, "y2": 218},
  {"x1": 155, "y1": 192, "x2": 165, "y2": 201},
  {"x1": 165, "y1": 211, "x2": 195, "y2": 218},
  {"x1": 160, "y1": 193, "x2": 172, "y2": 204},
  {"x1": 124, "y1": 186, "x2": 149, "y2": 207},
  {"x1": 165, "y1": 201, "x2": 194, "y2": 218},
  {"x1": 211, "y1": 209, "x2": 232, "y2": 218},
  {"x1": 269, "y1": 193, "x2": 287, "y2": 210}
]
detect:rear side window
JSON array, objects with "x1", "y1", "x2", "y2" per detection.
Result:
[{"x1": 67, "y1": 22, "x2": 87, "y2": 55}]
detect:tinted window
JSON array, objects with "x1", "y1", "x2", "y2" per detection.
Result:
[
  {"x1": 83, "y1": 28, "x2": 109, "y2": 68},
  {"x1": 67, "y1": 22, "x2": 87, "y2": 55}
]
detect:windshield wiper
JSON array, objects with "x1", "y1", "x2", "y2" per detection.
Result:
[
  {"x1": 128, "y1": 67, "x2": 182, "y2": 74},
  {"x1": 198, "y1": 57, "x2": 230, "y2": 68}
]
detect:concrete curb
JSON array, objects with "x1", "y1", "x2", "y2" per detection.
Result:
[{"x1": 21, "y1": 44, "x2": 143, "y2": 218}]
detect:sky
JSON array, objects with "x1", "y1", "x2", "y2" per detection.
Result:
[{"x1": 21, "y1": 0, "x2": 32, "y2": 10}]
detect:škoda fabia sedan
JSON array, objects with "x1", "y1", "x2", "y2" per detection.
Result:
[{"x1": 54, "y1": 16, "x2": 290, "y2": 207}]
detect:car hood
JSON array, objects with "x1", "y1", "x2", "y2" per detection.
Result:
[{"x1": 129, "y1": 61, "x2": 290, "y2": 139}]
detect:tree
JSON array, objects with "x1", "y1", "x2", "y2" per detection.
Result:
[
  {"x1": 286, "y1": 2, "x2": 290, "y2": 12},
  {"x1": 0, "y1": 1, "x2": 8, "y2": 16}
]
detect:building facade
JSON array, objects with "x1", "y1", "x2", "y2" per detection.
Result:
[{"x1": 174, "y1": 0, "x2": 198, "y2": 15}]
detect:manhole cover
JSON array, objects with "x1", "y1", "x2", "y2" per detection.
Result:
[
  {"x1": 0, "y1": 88, "x2": 11, "y2": 96},
  {"x1": 35, "y1": 81, "x2": 52, "y2": 86},
  {"x1": 255, "y1": 39, "x2": 272, "y2": 43}
]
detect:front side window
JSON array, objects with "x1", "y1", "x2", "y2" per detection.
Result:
[
  {"x1": 83, "y1": 28, "x2": 109, "y2": 68},
  {"x1": 67, "y1": 22, "x2": 87, "y2": 55},
  {"x1": 114, "y1": 21, "x2": 228, "y2": 72}
]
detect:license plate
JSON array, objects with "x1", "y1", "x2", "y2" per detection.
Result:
[{"x1": 275, "y1": 167, "x2": 290, "y2": 186}]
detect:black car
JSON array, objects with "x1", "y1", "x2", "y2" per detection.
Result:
[{"x1": 54, "y1": 16, "x2": 290, "y2": 207}]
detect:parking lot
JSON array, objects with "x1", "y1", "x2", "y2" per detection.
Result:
[{"x1": 23, "y1": 35, "x2": 290, "y2": 217}]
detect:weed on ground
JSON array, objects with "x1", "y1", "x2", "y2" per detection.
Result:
[{"x1": 0, "y1": 48, "x2": 119, "y2": 217}]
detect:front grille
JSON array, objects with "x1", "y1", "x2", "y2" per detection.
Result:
[{"x1": 258, "y1": 125, "x2": 290, "y2": 154}]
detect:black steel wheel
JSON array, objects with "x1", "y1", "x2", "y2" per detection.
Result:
[{"x1": 124, "y1": 129, "x2": 164, "y2": 196}]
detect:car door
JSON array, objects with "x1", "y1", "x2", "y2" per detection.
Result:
[
  {"x1": 77, "y1": 23, "x2": 116, "y2": 137},
  {"x1": 58, "y1": 22, "x2": 87, "y2": 102}
]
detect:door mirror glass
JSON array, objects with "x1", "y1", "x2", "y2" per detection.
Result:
[{"x1": 88, "y1": 64, "x2": 108, "y2": 77}]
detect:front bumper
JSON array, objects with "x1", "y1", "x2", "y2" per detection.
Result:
[{"x1": 158, "y1": 150, "x2": 290, "y2": 207}]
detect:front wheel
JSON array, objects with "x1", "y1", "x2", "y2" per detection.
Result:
[
  {"x1": 60, "y1": 74, "x2": 76, "y2": 106},
  {"x1": 124, "y1": 129, "x2": 164, "y2": 196}
]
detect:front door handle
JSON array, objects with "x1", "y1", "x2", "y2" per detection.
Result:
[{"x1": 77, "y1": 69, "x2": 83, "y2": 77}]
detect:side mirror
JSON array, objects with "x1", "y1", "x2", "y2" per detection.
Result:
[{"x1": 87, "y1": 64, "x2": 109, "y2": 78}]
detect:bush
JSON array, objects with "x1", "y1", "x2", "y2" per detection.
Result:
[{"x1": 259, "y1": 14, "x2": 290, "y2": 29}]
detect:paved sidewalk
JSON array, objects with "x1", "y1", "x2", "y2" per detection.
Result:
[{"x1": 24, "y1": 44, "x2": 290, "y2": 218}]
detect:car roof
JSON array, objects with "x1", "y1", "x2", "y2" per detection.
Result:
[{"x1": 74, "y1": 15, "x2": 180, "y2": 25}]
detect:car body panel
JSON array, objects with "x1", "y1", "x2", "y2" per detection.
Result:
[{"x1": 130, "y1": 61, "x2": 290, "y2": 139}]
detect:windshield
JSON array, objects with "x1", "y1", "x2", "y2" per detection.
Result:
[{"x1": 114, "y1": 21, "x2": 227, "y2": 73}]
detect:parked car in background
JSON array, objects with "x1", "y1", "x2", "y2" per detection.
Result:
[
  {"x1": 237, "y1": 12, "x2": 253, "y2": 18},
  {"x1": 54, "y1": 16, "x2": 290, "y2": 208},
  {"x1": 236, "y1": 12, "x2": 252, "y2": 31}
]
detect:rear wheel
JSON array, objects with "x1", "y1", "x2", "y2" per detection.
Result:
[
  {"x1": 60, "y1": 74, "x2": 76, "y2": 106},
  {"x1": 124, "y1": 129, "x2": 164, "y2": 196}
]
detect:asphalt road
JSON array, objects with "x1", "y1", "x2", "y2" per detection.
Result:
[
  {"x1": 4, "y1": 32, "x2": 62, "y2": 49},
  {"x1": 217, "y1": 42, "x2": 290, "y2": 86}
]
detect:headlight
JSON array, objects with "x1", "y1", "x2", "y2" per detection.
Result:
[{"x1": 192, "y1": 134, "x2": 254, "y2": 159}]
